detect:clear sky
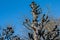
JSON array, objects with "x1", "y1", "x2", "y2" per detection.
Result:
[{"x1": 0, "y1": 0, "x2": 60, "y2": 38}]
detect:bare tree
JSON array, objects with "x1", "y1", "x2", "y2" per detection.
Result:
[
  {"x1": 0, "y1": 25, "x2": 21, "y2": 40},
  {"x1": 0, "y1": 1, "x2": 60, "y2": 40},
  {"x1": 23, "y1": 1, "x2": 60, "y2": 40}
]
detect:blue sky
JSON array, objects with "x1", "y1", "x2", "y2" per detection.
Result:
[{"x1": 0, "y1": 0, "x2": 60, "y2": 38}]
